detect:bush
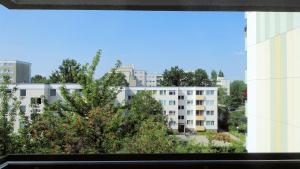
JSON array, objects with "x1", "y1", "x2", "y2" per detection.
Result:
[{"x1": 212, "y1": 133, "x2": 231, "y2": 142}]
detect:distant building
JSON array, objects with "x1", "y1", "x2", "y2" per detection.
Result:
[
  {"x1": 134, "y1": 69, "x2": 147, "y2": 86},
  {"x1": 0, "y1": 60, "x2": 31, "y2": 84},
  {"x1": 146, "y1": 74, "x2": 163, "y2": 87},
  {"x1": 116, "y1": 86, "x2": 218, "y2": 132},
  {"x1": 217, "y1": 76, "x2": 231, "y2": 95},
  {"x1": 116, "y1": 64, "x2": 162, "y2": 87},
  {"x1": 115, "y1": 64, "x2": 137, "y2": 86},
  {"x1": 8, "y1": 84, "x2": 218, "y2": 132}
]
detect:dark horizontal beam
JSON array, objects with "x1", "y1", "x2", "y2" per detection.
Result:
[
  {"x1": 1, "y1": 0, "x2": 300, "y2": 11},
  {"x1": 1, "y1": 154, "x2": 300, "y2": 169}
]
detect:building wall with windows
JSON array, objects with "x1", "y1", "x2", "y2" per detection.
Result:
[
  {"x1": 246, "y1": 12, "x2": 300, "y2": 152},
  {"x1": 217, "y1": 76, "x2": 230, "y2": 95},
  {"x1": 116, "y1": 87, "x2": 218, "y2": 132},
  {"x1": 0, "y1": 60, "x2": 31, "y2": 84},
  {"x1": 8, "y1": 84, "x2": 217, "y2": 132},
  {"x1": 8, "y1": 84, "x2": 81, "y2": 131},
  {"x1": 116, "y1": 64, "x2": 162, "y2": 87}
]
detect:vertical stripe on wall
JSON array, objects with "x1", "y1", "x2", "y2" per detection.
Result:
[{"x1": 273, "y1": 36, "x2": 282, "y2": 152}]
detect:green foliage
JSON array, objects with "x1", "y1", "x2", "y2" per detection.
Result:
[
  {"x1": 160, "y1": 66, "x2": 211, "y2": 87},
  {"x1": 228, "y1": 107, "x2": 247, "y2": 133},
  {"x1": 49, "y1": 58, "x2": 81, "y2": 83},
  {"x1": 194, "y1": 68, "x2": 210, "y2": 86},
  {"x1": 31, "y1": 74, "x2": 49, "y2": 83},
  {"x1": 212, "y1": 133, "x2": 231, "y2": 142},
  {"x1": 230, "y1": 80, "x2": 247, "y2": 110},
  {"x1": 160, "y1": 66, "x2": 186, "y2": 86},
  {"x1": 211, "y1": 70, "x2": 218, "y2": 86},
  {"x1": 218, "y1": 70, "x2": 224, "y2": 77},
  {"x1": 124, "y1": 118, "x2": 174, "y2": 153},
  {"x1": 0, "y1": 75, "x2": 20, "y2": 155}
]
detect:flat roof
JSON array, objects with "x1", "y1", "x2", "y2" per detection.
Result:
[
  {"x1": 0, "y1": 60, "x2": 31, "y2": 65},
  {"x1": 1, "y1": 0, "x2": 300, "y2": 11}
]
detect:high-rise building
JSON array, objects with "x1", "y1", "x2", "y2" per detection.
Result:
[
  {"x1": 246, "y1": 12, "x2": 300, "y2": 152},
  {"x1": 0, "y1": 60, "x2": 31, "y2": 84},
  {"x1": 116, "y1": 64, "x2": 162, "y2": 87},
  {"x1": 115, "y1": 64, "x2": 137, "y2": 86}
]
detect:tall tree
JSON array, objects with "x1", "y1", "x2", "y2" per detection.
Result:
[
  {"x1": 194, "y1": 68, "x2": 210, "y2": 86},
  {"x1": 230, "y1": 80, "x2": 247, "y2": 109},
  {"x1": 160, "y1": 66, "x2": 186, "y2": 86},
  {"x1": 0, "y1": 75, "x2": 20, "y2": 155},
  {"x1": 49, "y1": 59, "x2": 81, "y2": 83},
  {"x1": 182, "y1": 72, "x2": 195, "y2": 86},
  {"x1": 211, "y1": 70, "x2": 218, "y2": 86},
  {"x1": 27, "y1": 50, "x2": 128, "y2": 153},
  {"x1": 31, "y1": 74, "x2": 48, "y2": 83},
  {"x1": 218, "y1": 70, "x2": 224, "y2": 77}
]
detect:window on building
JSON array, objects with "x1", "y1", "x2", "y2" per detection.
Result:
[
  {"x1": 159, "y1": 100, "x2": 166, "y2": 105},
  {"x1": 187, "y1": 90, "x2": 193, "y2": 95},
  {"x1": 196, "y1": 110, "x2": 204, "y2": 116},
  {"x1": 31, "y1": 98, "x2": 42, "y2": 105},
  {"x1": 178, "y1": 95, "x2": 184, "y2": 100},
  {"x1": 206, "y1": 100, "x2": 214, "y2": 106},
  {"x1": 169, "y1": 121, "x2": 176, "y2": 126},
  {"x1": 206, "y1": 90, "x2": 215, "y2": 95},
  {"x1": 187, "y1": 120, "x2": 193, "y2": 125},
  {"x1": 50, "y1": 89, "x2": 56, "y2": 96},
  {"x1": 186, "y1": 100, "x2": 194, "y2": 105},
  {"x1": 178, "y1": 105, "x2": 184, "y2": 110},
  {"x1": 159, "y1": 90, "x2": 166, "y2": 95},
  {"x1": 206, "y1": 110, "x2": 214, "y2": 115},
  {"x1": 169, "y1": 110, "x2": 176, "y2": 115},
  {"x1": 206, "y1": 121, "x2": 215, "y2": 126},
  {"x1": 169, "y1": 100, "x2": 176, "y2": 105},
  {"x1": 178, "y1": 116, "x2": 184, "y2": 120},
  {"x1": 196, "y1": 90, "x2": 204, "y2": 95},
  {"x1": 169, "y1": 90, "x2": 176, "y2": 95},
  {"x1": 20, "y1": 105, "x2": 26, "y2": 113},
  {"x1": 20, "y1": 89, "x2": 26, "y2": 96},
  {"x1": 196, "y1": 100, "x2": 203, "y2": 105},
  {"x1": 128, "y1": 95, "x2": 132, "y2": 100},
  {"x1": 196, "y1": 120, "x2": 204, "y2": 126},
  {"x1": 187, "y1": 110, "x2": 194, "y2": 115}
]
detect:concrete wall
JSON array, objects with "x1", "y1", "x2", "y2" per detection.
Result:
[{"x1": 246, "y1": 12, "x2": 300, "y2": 152}]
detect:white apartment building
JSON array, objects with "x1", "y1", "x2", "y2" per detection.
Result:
[
  {"x1": 116, "y1": 64, "x2": 162, "y2": 87},
  {"x1": 8, "y1": 84, "x2": 218, "y2": 132},
  {"x1": 0, "y1": 60, "x2": 31, "y2": 84},
  {"x1": 217, "y1": 76, "x2": 230, "y2": 95},
  {"x1": 146, "y1": 74, "x2": 163, "y2": 87},
  {"x1": 134, "y1": 69, "x2": 147, "y2": 86},
  {"x1": 116, "y1": 87, "x2": 218, "y2": 132},
  {"x1": 8, "y1": 83, "x2": 81, "y2": 130},
  {"x1": 246, "y1": 12, "x2": 300, "y2": 152}
]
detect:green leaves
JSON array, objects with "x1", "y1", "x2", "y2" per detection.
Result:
[{"x1": 160, "y1": 66, "x2": 212, "y2": 87}]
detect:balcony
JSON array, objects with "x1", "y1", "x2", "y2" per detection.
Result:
[
  {"x1": 196, "y1": 105, "x2": 205, "y2": 110},
  {"x1": 196, "y1": 95, "x2": 205, "y2": 100},
  {"x1": 196, "y1": 126, "x2": 205, "y2": 131},
  {"x1": 196, "y1": 115, "x2": 205, "y2": 121}
]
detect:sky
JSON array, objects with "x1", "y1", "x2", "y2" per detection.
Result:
[{"x1": 0, "y1": 6, "x2": 246, "y2": 80}]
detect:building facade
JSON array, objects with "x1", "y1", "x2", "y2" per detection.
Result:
[
  {"x1": 0, "y1": 60, "x2": 31, "y2": 84},
  {"x1": 116, "y1": 86, "x2": 218, "y2": 132},
  {"x1": 246, "y1": 12, "x2": 300, "y2": 152},
  {"x1": 8, "y1": 84, "x2": 218, "y2": 132},
  {"x1": 8, "y1": 84, "x2": 81, "y2": 130},
  {"x1": 217, "y1": 76, "x2": 230, "y2": 95},
  {"x1": 116, "y1": 65, "x2": 162, "y2": 87}
]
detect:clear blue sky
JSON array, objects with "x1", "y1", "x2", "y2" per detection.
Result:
[{"x1": 0, "y1": 6, "x2": 246, "y2": 80}]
